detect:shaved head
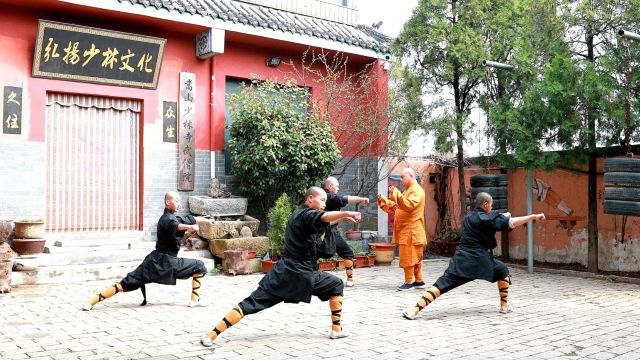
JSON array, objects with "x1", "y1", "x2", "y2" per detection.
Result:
[
  {"x1": 475, "y1": 192, "x2": 493, "y2": 206},
  {"x1": 324, "y1": 176, "x2": 339, "y2": 188},
  {"x1": 401, "y1": 167, "x2": 416, "y2": 178},
  {"x1": 306, "y1": 186, "x2": 326, "y2": 198},
  {"x1": 165, "y1": 191, "x2": 179, "y2": 202}
]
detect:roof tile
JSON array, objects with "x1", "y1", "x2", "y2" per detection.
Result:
[{"x1": 116, "y1": 0, "x2": 391, "y2": 53}]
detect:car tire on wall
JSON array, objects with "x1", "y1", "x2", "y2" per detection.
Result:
[
  {"x1": 603, "y1": 200, "x2": 640, "y2": 216},
  {"x1": 470, "y1": 174, "x2": 508, "y2": 187},
  {"x1": 603, "y1": 172, "x2": 640, "y2": 188},
  {"x1": 604, "y1": 187, "x2": 640, "y2": 202},
  {"x1": 604, "y1": 158, "x2": 640, "y2": 173},
  {"x1": 471, "y1": 186, "x2": 508, "y2": 200}
]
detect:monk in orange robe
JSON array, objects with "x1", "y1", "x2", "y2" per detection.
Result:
[{"x1": 378, "y1": 167, "x2": 427, "y2": 291}]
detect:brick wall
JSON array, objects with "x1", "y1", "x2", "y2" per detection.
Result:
[
  {"x1": 143, "y1": 148, "x2": 210, "y2": 240},
  {"x1": 213, "y1": 152, "x2": 379, "y2": 235},
  {"x1": 0, "y1": 139, "x2": 45, "y2": 220}
]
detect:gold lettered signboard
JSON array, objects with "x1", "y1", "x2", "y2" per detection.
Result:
[
  {"x1": 3, "y1": 86, "x2": 22, "y2": 135},
  {"x1": 178, "y1": 72, "x2": 195, "y2": 191},
  {"x1": 32, "y1": 20, "x2": 166, "y2": 89},
  {"x1": 162, "y1": 101, "x2": 177, "y2": 143}
]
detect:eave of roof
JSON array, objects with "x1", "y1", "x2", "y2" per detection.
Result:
[{"x1": 59, "y1": 0, "x2": 392, "y2": 59}]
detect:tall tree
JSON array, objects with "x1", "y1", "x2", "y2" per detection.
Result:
[
  {"x1": 557, "y1": 0, "x2": 640, "y2": 272},
  {"x1": 394, "y1": 0, "x2": 488, "y2": 224}
]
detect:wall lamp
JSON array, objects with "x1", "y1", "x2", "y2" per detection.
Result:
[{"x1": 266, "y1": 56, "x2": 281, "y2": 67}]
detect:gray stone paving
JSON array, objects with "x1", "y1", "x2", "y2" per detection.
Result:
[{"x1": 1, "y1": 259, "x2": 639, "y2": 360}]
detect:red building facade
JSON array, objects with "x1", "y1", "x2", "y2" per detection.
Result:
[{"x1": 0, "y1": 0, "x2": 390, "y2": 237}]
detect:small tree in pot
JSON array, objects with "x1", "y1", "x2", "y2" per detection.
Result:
[{"x1": 263, "y1": 194, "x2": 294, "y2": 272}]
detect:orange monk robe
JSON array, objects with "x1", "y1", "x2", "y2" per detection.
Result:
[{"x1": 378, "y1": 182, "x2": 427, "y2": 268}]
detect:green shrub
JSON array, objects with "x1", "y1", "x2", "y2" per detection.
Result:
[
  {"x1": 267, "y1": 193, "x2": 295, "y2": 259},
  {"x1": 228, "y1": 78, "x2": 340, "y2": 207}
]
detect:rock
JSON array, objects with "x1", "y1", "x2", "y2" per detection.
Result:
[
  {"x1": 239, "y1": 226, "x2": 253, "y2": 238},
  {"x1": 208, "y1": 236, "x2": 269, "y2": 258},
  {"x1": 209, "y1": 178, "x2": 231, "y2": 198},
  {"x1": 0, "y1": 220, "x2": 14, "y2": 245},
  {"x1": 197, "y1": 216, "x2": 259, "y2": 240},
  {"x1": 0, "y1": 259, "x2": 11, "y2": 293},
  {"x1": 223, "y1": 250, "x2": 250, "y2": 276},
  {"x1": 190, "y1": 237, "x2": 209, "y2": 250},
  {"x1": 228, "y1": 228, "x2": 239, "y2": 238},
  {"x1": 189, "y1": 195, "x2": 248, "y2": 217}
]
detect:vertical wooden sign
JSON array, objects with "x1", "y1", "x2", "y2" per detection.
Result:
[
  {"x1": 3, "y1": 86, "x2": 22, "y2": 134},
  {"x1": 162, "y1": 101, "x2": 177, "y2": 143},
  {"x1": 178, "y1": 72, "x2": 195, "y2": 191}
]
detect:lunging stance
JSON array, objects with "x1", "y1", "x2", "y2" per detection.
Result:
[
  {"x1": 82, "y1": 192, "x2": 208, "y2": 310},
  {"x1": 200, "y1": 186, "x2": 361, "y2": 347},
  {"x1": 403, "y1": 192, "x2": 545, "y2": 319}
]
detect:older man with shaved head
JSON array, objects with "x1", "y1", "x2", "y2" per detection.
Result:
[
  {"x1": 319, "y1": 176, "x2": 370, "y2": 287},
  {"x1": 378, "y1": 167, "x2": 427, "y2": 291},
  {"x1": 82, "y1": 191, "x2": 208, "y2": 310}
]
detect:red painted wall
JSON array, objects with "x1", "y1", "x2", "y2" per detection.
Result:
[
  {"x1": 0, "y1": 3, "x2": 388, "y2": 156},
  {"x1": 0, "y1": 5, "x2": 211, "y2": 149}
]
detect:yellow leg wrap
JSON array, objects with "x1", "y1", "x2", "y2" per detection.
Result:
[
  {"x1": 191, "y1": 273, "x2": 205, "y2": 302},
  {"x1": 88, "y1": 283, "x2": 123, "y2": 306},
  {"x1": 329, "y1": 295, "x2": 343, "y2": 332},
  {"x1": 343, "y1": 259, "x2": 353, "y2": 282},
  {"x1": 206, "y1": 305, "x2": 244, "y2": 341},
  {"x1": 409, "y1": 286, "x2": 441, "y2": 316},
  {"x1": 498, "y1": 276, "x2": 510, "y2": 308}
]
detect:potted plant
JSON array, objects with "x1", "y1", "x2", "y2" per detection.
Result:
[
  {"x1": 263, "y1": 194, "x2": 294, "y2": 273},
  {"x1": 348, "y1": 243, "x2": 373, "y2": 268},
  {"x1": 444, "y1": 228, "x2": 461, "y2": 255},
  {"x1": 317, "y1": 259, "x2": 337, "y2": 271}
]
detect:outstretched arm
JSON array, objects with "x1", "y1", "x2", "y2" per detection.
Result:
[
  {"x1": 347, "y1": 196, "x2": 370, "y2": 205},
  {"x1": 321, "y1": 211, "x2": 361, "y2": 225},
  {"x1": 509, "y1": 213, "x2": 546, "y2": 228}
]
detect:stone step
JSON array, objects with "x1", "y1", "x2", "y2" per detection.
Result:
[
  {"x1": 10, "y1": 250, "x2": 215, "y2": 286},
  {"x1": 45, "y1": 241, "x2": 156, "y2": 253},
  {"x1": 45, "y1": 231, "x2": 146, "y2": 247}
]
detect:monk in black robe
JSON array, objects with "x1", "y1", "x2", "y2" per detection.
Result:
[
  {"x1": 200, "y1": 186, "x2": 361, "y2": 347},
  {"x1": 402, "y1": 191, "x2": 545, "y2": 319},
  {"x1": 82, "y1": 191, "x2": 208, "y2": 310},
  {"x1": 318, "y1": 176, "x2": 369, "y2": 287}
]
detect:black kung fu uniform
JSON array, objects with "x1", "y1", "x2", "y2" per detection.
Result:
[
  {"x1": 434, "y1": 207, "x2": 512, "y2": 293},
  {"x1": 238, "y1": 204, "x2": 344, "y2": 315},
  {"x1": 118, "y1": 208, "x2": 207, "y2": 292},
  {"x1": 316, "y1": 188, "x2": 354, "y2": 259}
]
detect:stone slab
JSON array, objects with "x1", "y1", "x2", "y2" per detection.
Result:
[
  {"x1": 196, "y1": 215, "x2": 259, "y2": 240},
  {"x1": 188, "y1": 195, "x2": 248, "y2": 216},
  {"x1": 208, "y1": 236, "x2": 269, "y2": 258}
]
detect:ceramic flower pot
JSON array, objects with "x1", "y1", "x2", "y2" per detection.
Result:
[
  {"x1": 317, "y1": 260, "x2": 337, "y2": 271},
  {"x1": 260, "y1": 259, "x2": 278, "y2": 273},
  {"x1": 368, "y1": 242, "x2": 396, "y2": 265},
  {"x1": 13, "y1": 238, "x2": 46, "y2": 255},
  {"x1": 14, "y1": 220, "x2": 45, "y2": 239},
  {"x1": 345, "y1": 230, "x2": 361, "y2": 240}
]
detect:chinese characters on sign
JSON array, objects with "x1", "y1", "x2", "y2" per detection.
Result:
[
  {"x1": 3, "y1": 86, "x2": 22, "y2": 135},
  {"x1": 178, "y1": 73, "x2": 196, "y2": 191},
  {"x1": 32, "y1": 20, "x2": 166, "y2": 89},
  {"x1": 162, "y1": 101, "x2": 177, "y2": 143}
]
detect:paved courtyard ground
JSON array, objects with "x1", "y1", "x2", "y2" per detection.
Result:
[{"x1": 1, "y1": 259, "x2": 639, "y2": 360}]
